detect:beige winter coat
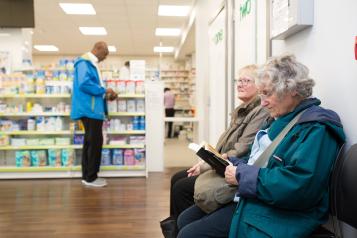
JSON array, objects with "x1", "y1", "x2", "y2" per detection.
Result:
[{"x1": 200, "y1": 96, "x2": 270, "y2": 171}]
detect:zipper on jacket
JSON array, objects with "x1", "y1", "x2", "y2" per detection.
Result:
[{"x1": 91, "y1": 96, "x2": 95, "y2": 112}]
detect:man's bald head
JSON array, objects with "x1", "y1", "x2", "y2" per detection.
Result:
[{"x1": 91, "y1": 41, "x2": 109, "y2": 62}]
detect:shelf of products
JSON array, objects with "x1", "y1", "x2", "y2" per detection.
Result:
[
  {"x1": 146, "y1": 68, "x2": 195, "y2": 117},
  {"x1": 0, "y1": 60, "x2": 147, "y2": 178}
]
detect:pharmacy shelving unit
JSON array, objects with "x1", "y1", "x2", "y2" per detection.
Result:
[
  {"x1": 0, "y1": 91, "x2": 147, "y2": 179},
  {"x1": 152, "y1": 69, "x2": 196, "y2": 140},
  {"x1": 146, "y1": 69, "x2": 195, "y2": 116}
]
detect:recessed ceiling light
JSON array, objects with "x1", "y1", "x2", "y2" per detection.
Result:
[
  {"x1": 155, "y1": 28, "x2": 181, "y2": 36},
  {"x1": 158, "y1": 5, "x2": 190, "y2": 17},
  {"x1": 59, "y1": 3, "x2": 96, "y2": 15},
  {"x1": 153, "y1": 46, "x2": 174, "y2": 53},
  {"x1": 79, "y1": 27, "x2": 107, "y2": 35},
  {"x1": 34, "y1": 45, "x2": 59, "y2": 52},
  {"x1": 108, "y1": 46, "x2": 117, "y2": 52}
]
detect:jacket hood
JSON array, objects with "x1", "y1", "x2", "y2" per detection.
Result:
[
  {"x1": 74, "y1": 53, "x2": 94, "y2": 67},
  {"x1": 298, "y1": 98, "x2": 345, "y2": 143},
  {"x1": 268, "y1": 98, "x2": 345, "y2": 143}
]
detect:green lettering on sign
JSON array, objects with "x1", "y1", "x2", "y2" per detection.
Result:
[
  {"x1": 213, "y1": 29, "x2": 224, "y2": 45},
  {"x1": 240, "y1": 0, "x2": 251, "y2": 20}
]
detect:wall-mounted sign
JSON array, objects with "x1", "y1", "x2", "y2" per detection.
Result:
[{"x1": 271, "y1": 0, "x2": 314, "y2": 40}]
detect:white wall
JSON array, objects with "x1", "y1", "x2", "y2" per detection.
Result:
[
  {"x1": 195, "y1": 0, "x2": 227, "y2": 143},
  {"x1": 208, "y1": 5, "x2": 227, "y2": 145},
  {"x1": 234, "y1": 0, "x2": 268, "y2": 106},
  {"x1": 272, "y1": 0, "x2": 357, "y2": 147}
]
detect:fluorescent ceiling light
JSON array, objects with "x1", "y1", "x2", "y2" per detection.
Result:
[
  {"x1": 34, "y1": 45, "x2": 59, "y2": 52},
  {"x1": 158, "y1": 5, "x2": 190, "y2": 16},
  {"x1": 79, "y1": 27, "x2": 107, "y2": 35},
  {"x1": 59, "y1": 3, "x2": 96, "y2": 15},
  {"x1": 153, "y1": 46, "x2": 174, "y2": 53},
  {"x1": 108, "y1": 46, "x2": 117, "y2": 52},
  {"x1": 0, "y1": 33, "x2": 10, "y2": 37},
  {"x1": 155, "y1": 28, "x2": 181, "y2": 36}
]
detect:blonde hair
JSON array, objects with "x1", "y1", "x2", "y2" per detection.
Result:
[{"x1": 238, "y1": 64, "x2": 258, "y2": 80}]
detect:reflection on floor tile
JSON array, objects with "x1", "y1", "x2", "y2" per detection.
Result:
[{"x1": 164, "y1": 138, "x2": 197, "y2": 168}]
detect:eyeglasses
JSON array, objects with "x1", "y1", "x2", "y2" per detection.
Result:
[
  {"x1": 235, "y1": 77, "x2": 254, "y2": 86},
  {"x1": 258, "y1": 89, "x2": 274, "y2": 100}
]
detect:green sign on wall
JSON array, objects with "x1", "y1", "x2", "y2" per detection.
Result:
[
  {"x1": 213, "y1": 29, "x2": 224, "y2": 45},
  {"x1": 240, "y1": 0, "x2": 252, "y2": 20}
]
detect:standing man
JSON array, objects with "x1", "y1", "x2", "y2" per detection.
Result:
[
  {"x1": 164, "y1": 87, "x2": 175, "y2": 138},
  {"x1": 71, "y1": 41, "x2": 117, "y2": 187}
]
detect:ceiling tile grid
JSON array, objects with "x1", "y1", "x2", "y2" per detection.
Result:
[{"x1": 33, "y1": 0, "x2": 194, "y2": 56}]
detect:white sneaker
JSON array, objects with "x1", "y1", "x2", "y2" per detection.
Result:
[
  {"x1": 82, "y1": 178, "x2": 107, "y2": 187},
  {"x1": 96, "y1": 177, "x2": 107, "y2": 184}
]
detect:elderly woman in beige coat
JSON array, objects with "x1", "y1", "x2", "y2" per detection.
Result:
[{"x1": 160, "y1": 65, "x2": 270, "y2": 238}]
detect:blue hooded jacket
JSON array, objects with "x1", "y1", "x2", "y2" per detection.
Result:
[{"x1": 70, "y1": 54, "x2": 107, "y2": 120}]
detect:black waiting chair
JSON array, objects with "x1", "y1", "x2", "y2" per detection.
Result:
[{"x1": 309, "y1": 144, "x2": 357, "y2": 237}]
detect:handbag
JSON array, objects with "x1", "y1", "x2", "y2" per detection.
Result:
[{"x1": 194, "y1": 109, "x2": 306, "y2": 214}]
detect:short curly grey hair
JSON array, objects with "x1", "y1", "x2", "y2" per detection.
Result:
[{"x1": 257, "y1": 54, "x2": 315, "y2": 99}]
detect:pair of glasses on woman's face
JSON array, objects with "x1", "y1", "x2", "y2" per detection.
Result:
[
  {"x1": 235, "y1": 77, "x2": 254, "y2": 86},
  {"x1": 258, "y1": 88, "x2": 274, "y2": 100}
]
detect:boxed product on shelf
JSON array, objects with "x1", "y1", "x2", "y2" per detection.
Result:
[
  {"x1": 30, "y1": 150, "x2": 47, "y2": 167},
  {"x1": 116, "y1": 80, "x2": 126, "y2": 94},
  {"x1": 136, "y1": 99, "x2": 145, "y2": 112},
  {"x1": 39, "y1": 138, "x2": 55, "y2": 146},
  {"x1": 135, "y1": 81, "x2": 144, "y2": 94},
  {"x1": 132, "y1": 116, "x2": 140, "y2": 130},
  {"x1": 108, "y1": 100, "x2": 117, "y2": 113},
  {"x1": 139, "y1": 116, "x2": 145, "y2": 130},
  {"x1": 128, "y1": 136, "x2": 145, "y2": 145},
  {"x1": 55, "y1": 137, "x2": 70, "y2": 145},
  {"x1": 15, "y1": 151, "x2": 31, "y2": 167},
  {"x1": 61, "y1": 149, "x2": 74, "y2": 166},
  {"x1": 1, "y1": 120, "x2": 9, "y2": 131},
  {"x1": 127, "y1": 99, "x2": 136, "y2": 112},
  {"x1": 124, "y1": 149, "x2": 135, "y2": 165},
  {"x1": 11, "y1": 138, "x2": 26, "y2": 146},
  {"x1": 108, "y1": 118, "x2": 122, "y2": 131},
  {"x1": 101, "y1": 149, "x2": 111, "y2": 165},
  {"x1": 73, "y1": 121, "x2": 84, "y2": 131},
  {"x1": 134, "y1": 148, "x2": 145, "y2": 165},
  {"x1": 0, "y1": 135, "x2": 9, "y2": 146},
  {"x1": 117, "y1": 99, "x2": 127, "y2": 112},
  {"x1": 48, "y1": 149, "x2": 62, "y2": 167},
  {"x1": 27, "y1": 118, "x2": 36, "y2": 130},
  {"x1": 26, "y1": 138, "x2": 40, "y2": 146},
  {"x1": 126, "y1": 81, "x2": 136, "y2": 94},
  {"x1": 112, "y1": 149, "x2": 124, "y2": 165},
  {"x1": 109, "y1": 136, "x2": 127, "y2": 145},
  {"x1": 73, "y1": 135, "x2": 84, "y2": 145},
  {"x1": 126, "y1": 121, "x2": 133, "y2": 130},
  {"x1": 107, "y1": 79, "x2": 116, "y2": 90}
]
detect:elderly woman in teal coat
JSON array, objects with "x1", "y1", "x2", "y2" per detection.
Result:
[{"x1": 226, "y1": 55, "x2": 345, "y2": 238}]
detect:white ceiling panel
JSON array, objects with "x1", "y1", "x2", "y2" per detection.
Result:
[{"x1": 33, "y1": 0, "x2": 194, "y2": 56}]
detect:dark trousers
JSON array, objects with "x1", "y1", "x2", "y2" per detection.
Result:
[
  {"x1": 170, "y1": 169, "x2": 197, "y2": 219},
  {"x1": 165, "y1": 108, "x2": 175, "y2": 138},
  {"x1": 177, "y1": 203, "x2": 237, "y2": 238},
  {"x1": 81, "y1": 117, "x2": 103, "y2": 182}
]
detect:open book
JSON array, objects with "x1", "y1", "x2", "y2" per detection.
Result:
[{"x1": 188, "y1": 141, "x2": 231, "y2": 177}]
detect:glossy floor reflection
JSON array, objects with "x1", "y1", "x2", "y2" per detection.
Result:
[{"x1": 0, "y1": 168, "x2": 183, "y2": 238}]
